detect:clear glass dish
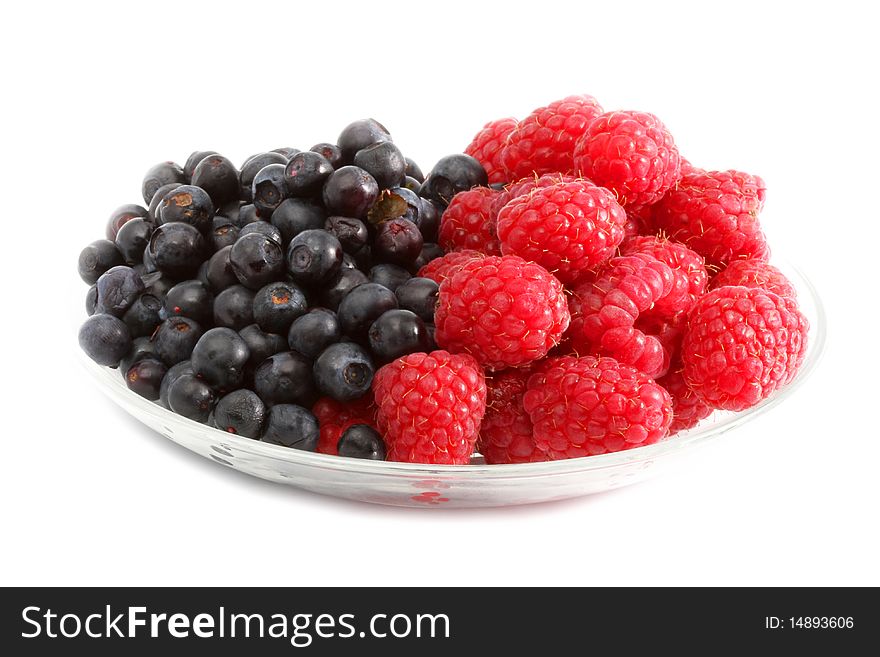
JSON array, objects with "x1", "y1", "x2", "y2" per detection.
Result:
[{"x1": 76, "y1": 259, "x2": 825, "y2": 508}]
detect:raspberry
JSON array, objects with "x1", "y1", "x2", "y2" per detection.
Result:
[
  {"x1": 464, "y1": 117, "x2": 518, "y2": 184},
  {"x1": 711, "y1": 258, "x2": 797, "y2": 299},
  {"x1": 436, "y1": 255, "x2": 570, "y2": 369},
  {"x1": 312, "y1": 395, "x2": 377, "y2": 455},
  {"x1": 682, "y1": 286, "x2": 809, "y2": 411},
  {"x1": 496, "y1": 180, "x2": 626, "y2": 284},
  {"x1": 478, "y1": 367, "x2": 548, "y2": 464},
  {"x1": 679, "y1": 158, "x2": 703, "y2": 176},
  {"x1": 438, "y1": 187, "x2": 502, "y2": 255},
  {"x1": 568, "y1": 253, "x2": 676, "y2": 378},
  {"x1": 523, "y1": 355, "x2": 673, "y2": 459},
  {"x1": 648, "y1": 170, "x2": 770, "y2": 268},
  {"x1": 416, "y1": 249, "x2": 485, "y2": 285},
  {"x1": 573, "y1": 110, "x2": 681, "y2": 207},
  {"x1": 657, "y1": 366, "x2": 712, "y2": 433},
  {"x1": 501, "y1": 95, "x2": 604, "y2": 179},
  {"x1": 372, "y1": 350, "x2": 487, "y2": 464},
  {"x1": 491, "y1": 173, "x2": 580, "y2": 221},
  {"x1": 622, "y1": 235, "x2": 708, "y2": 318}
]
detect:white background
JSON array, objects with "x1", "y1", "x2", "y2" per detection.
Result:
[{"x1": 1, "y1": 0, "x2": 878, "y2": 586}]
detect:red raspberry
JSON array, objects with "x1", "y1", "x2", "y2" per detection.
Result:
[
  {"x1": 523, "y1": 355, "x2": 673, "y2": 459},
  {"x1": 657, "y1": 366, "x2": 712, "y2": 433},
  {"x1": 416, "y1": 249, "x2": 485, "y2": 285},
  {"x1": 372, "y1": 350, "x2": 487, "y2": 465},
  {"x1": 711, "y1": 258, "x2": 797, "y2": 299},
  {"x1": 312, "y1": 396, "x2": 377, "y2": 456},
  {"x1": 573, "y1": 110, "x2": 681, "y2": 207},
  {"x1": 478, "y1": 367, "x2": 548, "y2": 464},
  {"x1": 501, "y1": 94, "x2": 604, "y2": 179},
  {"x1": 496, "y1": 180, "x2": 626, "y2": 284},
  {"x1": 622, "y1": 235, "x2": 708, "y2": 318},
  {"x1": 491, "y1": 173, "x2": 580, "y2": 221},
  {"x1": 435, "y1": 255, "x2": 570, "y2": 370},
  {"x1": 464, "y1": 117, "x2": 518, "y2": 184},
  {"x1": 648, "y1": 170, "x2": 770, "y2": 268},
  {"x1": 438, "y1": 187, "x2": 503, "y2": 255},
  {"x1": 567, "y1": 253, "x2": 676, "y2": 378},
  {"x1": 682, "y1": 286, "x2": 809, "y2": 411},
  {"x1": 679, "y1": 158, "x2": 703, "y2": 177}
]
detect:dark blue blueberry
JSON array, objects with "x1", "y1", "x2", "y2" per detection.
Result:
[
  {"x1": 161, "y1": 280, "x2": 214, "y2": 325},
  {"x1": 253, "y1": 351, "x2": 316, "y2": 406},
  {"x1": 373, "y1": 218, "x2": 423, "y2": 267},
  {"x1": 191, "y1": 327, "x2": 251, "y2": 391},
  {"x1": 271, "y1": 198, "x2": 326, "y2": 245},
  {"x1": 86, "y1": 285, "x2": 98, "y2": 315},
  {"x1": 122, "y1": 293, "x2": 163, "y2": 337},
  {"x1": 313, "y1": 342, "x2": 374, "y2": 401},
  {"x1": 287, "y1": 309, "x2": 341, "y2": 359},
  {"x1": 214, "y1": 389, "x2": 266, "y2": 439},
  {"x1": 402, "y1": 176, "x2": 421, "y2": 193},
  {"x1": 238, "y1": 220, "x2": 282, "y2": 247},
  {"x1": 78, "y1": 240, "x2": 124, "y2": 284},
  {"x1": 367, "y1": 186, "x2": 421, "y2": 225},
  {"x1": 271, "y1": 147, "x2": 300, "y2": 159},
  {"x1": 337, "y1": 283, "x2": 398, "y2": 340},
  {"x1": 337, "y1": 424, "x2": 385, "y2": 460},
  {"x1": 96, "y1": 265, "x2": 145, "y2": 317},
  {"x1": 142, "y1": 161, "x2": 185, "y2": 205},
  {"x1": 158, "y1": 185, "x2": 214, "y2": 233},
  {"x1": 191, "y1": 154, "x2": 240, "y2": 208},
  {"x1": 229, "y1": 233, "x2": 285, "y2": 290},
  {"x1": 152, "y1": 316, "x2": 203, "y2": 366},
  {"x1": 318, "y1": 267, "x2": 369, "y2": 312},
  {"x1": 284, "y1": 151, "x2": 333, "y2": 197},
  {"x1": 324, "y1": 216, "x2": 368, "y2": 254},
  {"x1": 239, "y1": 324, "x2": 288, "y2": 370},
  {"x1": 205, "y1": 246, "x2": 238, "y2": 293},
  {"x1": 213, "y1": 284, "x2": 255, "y2": 330},
  {"x1": 286, "y1": 229, "x2": 343, "y2": 286},
  {"x1": 210, "y1": 217, "x2": 240, "y2": 252},
  {"x1": 405, "y1": 158, "x2": 424, "y2": 183},
  {"x1": 159, "y1": 360, "x2": 193, "y2": 409},
  {"x1": 167, "y1": 373, "x2": 216, "y2": 423},
  {"x1": 368, "y1": 309, "x2": 430, "y2": 363},
  {"x1": 239, "y1": 152, "x2": 287, "y2": 202},
  {"x1": 234, "y1": 203, "x2": 261, "y2": 228},
  {"x1": 261, "y1": 404, "x2": 319, "y2": 450},
  {"x1": 106, "y1": 204, "x2": 149, "y2": 241},
  {"x1": 353, "y1": 141, "x2": 406, "y2": 189},
  {"x1": 419, "y1": 154, "x2": 488, "y2": 206},
  {"x1": 115, "y1": 218, "x2": 152, "y2": 264},
  {"x1": 310, "y1": 142, "x2": 343, "y2": 169},
  {"x1": 252, "y1": 281, "x2": 308, "y2": 334},
  {"x1": 79, "y1": 314, "x2": 132, "y2": 366},
  {"x1": 414, "y1": 199, "x2": 442, "y2": 243},
  {"x1": 368, "y1": 263, "x2": 411, "y2": 292},
  {"x1": 119, "y1": 336, "x2": 157, "y2": 374},
  {"x1": 147, "y1": 221, "x2": 206, "y2": 279},
  {"x1": 337, "y1": 118, "x2": 392, "y2": 163},
  {"x1": 183, "y1": 151, "x2": 217, "y2": 182},
  {"x1": 322, "y1": 166, "x2": 379, "y2": 219},
  {"x1": 251, "y1": 163, "x2": 289, "y2": 218},
  {"x1": 394, "y1": 277, "x2": 439, "y2": 322},
  {"x1": 124, "y1": 358, "x2": 168, "y2": 401}
]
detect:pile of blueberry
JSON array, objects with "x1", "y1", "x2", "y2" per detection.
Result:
[{"x1": 78, "y1": 119, "x2": 487, "y2": 458}]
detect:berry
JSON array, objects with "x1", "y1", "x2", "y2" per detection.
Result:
[
  {"x1": 319, "y1": 267, "x2": 369, "y2": 312},
  {"x1": 78, "y1": 240, "x2": 124, "y2": 284},
  {"x1": 184, "y1": 151, "x2": 217, "y2": 181},
  {"x1": 567, "y1": 253, "x2": 676, "y2": 378},
  {"x1": 142, "y1": 161, "x2": 186, "y2": 205},
  {"x1": 367, "y1": 187, "x2": 421, "y2": 226},
  {"x1": 405, "y1": 158, "x2": 424, "y2": 182},
  {"x1": 573, "y1": 110, "x2": 681, "y2": 207},
  {"x1": 252, "y1": 281, "x2": 308, "y2": 334},
  {"x1": 322, "y1": 166, "x2": 380, "y2": 218},
  {"x1": 524, "y1": 356, "x2": 673, "y2": 459},
  {"x1": 162, "y1": 280, "x2": 214, "y2": 326},
  {"x1": 337, "y1": 118, "x2": 392, "y2": 163},
  {"x1": 249, "y1": 164, "x2": 288, "y2": 218},
  {"x1": 434, "y1": 255, "x2": 570, "y2": 370},
  {"x1": 681, "y1": 286, "x2": 809, "y2": 411},
  {"x1": 214, "y1": 389, "x2": 266, "y2": 439},
  {"x1": 438, "y1": 186, "x2": 502, "y2": 255},
  {"x1": 285, "y1": 151, "x2": 334, "y2": 197},
  {"x1": 368, "y1": 263, "x2": 411, "y2": 292},
  {"x1": 288, "y1": 308, "x2": 341, "y2": 359},
  {"x1": 158, "y1": 185, "x2": 214, "y2": 232},
  {"x1": 394, "y1": 277, "x2": 439, "y2": 322},
  {"x1": 238, "y1": 222, "x2": 283, "y2": 248},
  {"x1": 648, "y1": 170, "x2": 769, "y2": 268},
  {"x1": 324, "y1": 216, "x2": 369, "y2": 254},
  {"x1": 119, "y1": 336, "x2": 158, "y2": 374},
  {"x1": 338, "y1": 283, "x2": 398, "y2": 341},
  {"x1": 286, "y1": 229, "x2": 343, "y2": 286},
  {"x1": 106, "y1": 204, "x2": 149, "y2": 241},
  {"x1": 239, "y1": 152, "x2": 287, "y2": 202},
  {"x1": 656, "y1": 366, "x2": 712, "y2": 434},
  {"x1": 253, "y1": 351, "x2": 316, "y2": 406},
  {"x1": 337, "y1": 424, "x2": 386, "y2": 460},
  {"x1": 310, "y1": 142, "x2": 344, "y2": 169},
  {"x1": 496, "y1": 180, "x2": 626, "y2": 283},
  {"x1": 95, "y1": 266, "x2": 145, "y2": 317},
  {"x1": 479, "y1": 368, "x2": 548, "y2": 464},
  {"x1": 494, "y1": 173, "x2": 580, "y2": 214},
  {"x1": 419, "y1": 154, "x2": 488, "y2": 206},
  {"x1": 152, "y1": 316, "x2": 203, "y2": 366},
  {"x1": 711, "y1": 258, "x2": 796, "y2": 299},
  {"x1": 416, "y1": 249, "x2": 484, "y2": 284},
  {"x1": 271, "y1": 198, "x2": 326, "y2": 245},
  {"x1": 147, "y1": 222, "x2": 205, "y2": 279},
  {"x1": 190, "y1": 327, "x2": 251, "y2": 391},
  {"x1": 159, "y1": 360, "x2": 193, "y2": 409},
  {"x1": 414, "y1": 198, "x2": 441, "y2": 243},
  {"x1": 204, "y1": 246, "x2": 238, "y2": 293},
  {"x1": 313, "y1": 342, "x2": 375, "y2": 401},
  {"x1": 373, "y1": 218, "x2": 424, "y2": 266},
  {"x1": 167, "y1": 373, "x2": 216, "y2": 423},
  {"x1": 115, "y1": 218, "x2": 152, "y2": 264},
  {"x1": 213, "y1": 285, "x2": 255, "y2": 330},
  {"x1": 261, "y1": 404, "x2": 319, "y2": 450},
  {"x1": 191, "y1": 154, "x2": 240, "y2": 207},
  {"x1": 122, "y1": 293, "x2": 163, "y2": 337},
  {"x1": 238, "y1": 323, "x2": 287, "y2": 370},
  {"x1": 313, "y1": 396, "x2": 377, "y2": 456},
  {"x1": 501, "y1": 94, "x2": 604, "y2": 179},
  {"x1": 464, "y1": 117, "x2": 518, "y2": 184},
  {"x1": 353, "y1": 141, "x2": 406, "y2": 189},
  {"x1": 372, "y1": 350, "x2": 487, "y2": 465},
  {"x1": 368, "y1": 309, "x2": 431, "y2": 363},
  {"x1": 413, "y1": 242, "x2": 444, "y2": 271},
  {"x1": 271, "y1": 147, "x2": 300, "y2": 159},
  {"x1": 86, "y1": 285, "x2": 98, "y2": 315},
  {"x1": 78, "y1": 314, "x2": 132, "y2": 366},
  {"x1": 124, "y1": 358, "x2": 168, "y2": 401},
  {"x1": 210, "y1": 218, "x2": 239, "y2": 252},
  {"x1": 230, "y1": 233, "x2": 285, "y2": 290}
]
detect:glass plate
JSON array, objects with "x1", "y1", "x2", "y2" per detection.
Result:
[{"x1": 77, "y1": 259, "x2": 826, "y2": 508}]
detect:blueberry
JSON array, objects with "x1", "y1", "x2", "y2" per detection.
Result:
[
  {"x1": 158, "y1": 184, "x2": 215, "y2": 233},
  {"x1": 367, "y1": 186, "x2": 421, "y2": 225},
  {"x1": 159, "y1": 360, "x2": 193, "y2": 409},
  {"x1": 106, "y1": 204, "x2": 149, "y2": 241},
  {"x1": 337, "y1": 424, "x2": 385, "y2": 460},
  {"x1": 253, "y1": 351, "x2": 315, "y2": 406},
  {"x1": 239, "y1": 324, "x2": 288, "y2": 370},
  {"x1": 369, "y1": 263, "x2": 411, "y2": 292},
  {"x1": 124, "y1": 358, "x2": 168, "y2": 401},
  {"x1": 313, "y1": 342, "x2": 374, "y2": 401},
  {"x1": 286, "y1": 229, "x2": 343, "y2": 286},
  {"x1": 353, "y1": 141, "x2": 406, "y2": 189},
  {"x1": 287, "y1": 308, "x2": 341, "y2": 359},
  {"x1": 239, "y1": 152, "x2": 287, "y2": 202},
  {"x1": 78, "y1": 240, "x2": 124, "y2": 284},
  {"x1": 229, "y1": 233, "x2": 285, "y2": 290},
  {"x1": 234, "y1": 203, "x2": 261, "y2": 228},
  {"x1": 373, "y1": 218, "x2": 423, "y2": 267},
  {"x1": 119, "y1": 336, "x2": 158, "y2": 373},
  {"x1": 214, "y1": 389, "x2": 266, "y2": 439},
  {"x1": 162, "y1": 280, "x2": 214, "y2": 325},
  {"x1": 152, "y1": 316, "x2": 203, "y2": 366},
  {"x1": 337, "y1": 118, "x2": 392, "y2": 163},
  {"x1": 414, "y1": 199, "x2": 442, "y2": 243},
  {"x1": 252, "y1": 281, "x2": 308, "y2": 334},
  {"x1": 238, "y1": 220, "x2": 282, "y2": 245},
  {"x1": 86, "y1": 285, "x2": 98, "y2": 315},
  {"x1": 402, "y1": 176, "x2": 421, "y2": 193},
  {"x1": 324, "y1": 216, "x2": 368, "y2": 254},
  {"x1": 271, "y1": 147, "x2": 300, "y2": 159},
  {"x1": 319, "y1": 267, "x2": 369, "y2": 311},
  {"x1": 148, "y1": 183, "x2": 182, "y2": 224},
  {"x1": 183, "y1": 150, "x2": 217, "y2": 181},
  {"x1": 210, "y1": 217, "x2": 240, "y2": 252},
  {"x1": 79, "y1": 314, "x2": 132, "y2": 366},
  {"x1": 191, "y1": 327, "x2": 251, "y2": 390},
  {"x1": 394, "y1": 277, "x2": 439, "y2": 322},
  {"x1": 271, "y1": 198, "x2": 326, "y2": 245},
  {"x1": 191, "y1": 154, "x2": 240, "y2": 207},
  {"x1": 420, "y1": 154, "x2": 488, "y2": 206},
  {"x1": 114, "y1": 218, "x2": 152, "y2": 265},
  {"x1": 251, "y1": 163, "x2": 288, "y2": 218},
  {"x1": 413, "y1": 242, "x2": 444, "y2": 271},
  {"x1": 122, "y1": 293, "x2": 163, "y2": 337},
  {"x1": 205, "y1": 245, "x2": 238, "y2": 293},
  {"x1": 337, "y1": 282, "x2": 398, "y2": 340},
  {"x1": 368, "y1": 309, "x2": 430, "y2": 362},
  {"x1": 310, "y1": 142, "x2": 343, "y2": 169},
  {"x1": 144, "y1": 272, "x2": 175, "y2": 300},
  {"x1": 322, "y1": 166, "x2": 379, "y2": 219},
  {"x1": 167, "y1": 373, "x2": 216, "y2": 423},
  {"x1": 96, "y1": 265, "x2": 145, "y2": 317},
  {"x1": 213, "y1": 284, "x2": 255, "y2": 330},
  {"x1": 147, "y1": 222, "x2": 206, "y2": 279},
  {"x1": 284, "y1": 151, "x2": 333, "y2": 197},
  {"x1": 142, "y1": 161, "x2": 186, "y2": 205},
  {"x1": 405, "y1": 157, "x2": 424, "y2": 183},
  {"x1": 261, "y1": 404, "x2": 319, "y2": 450}
]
